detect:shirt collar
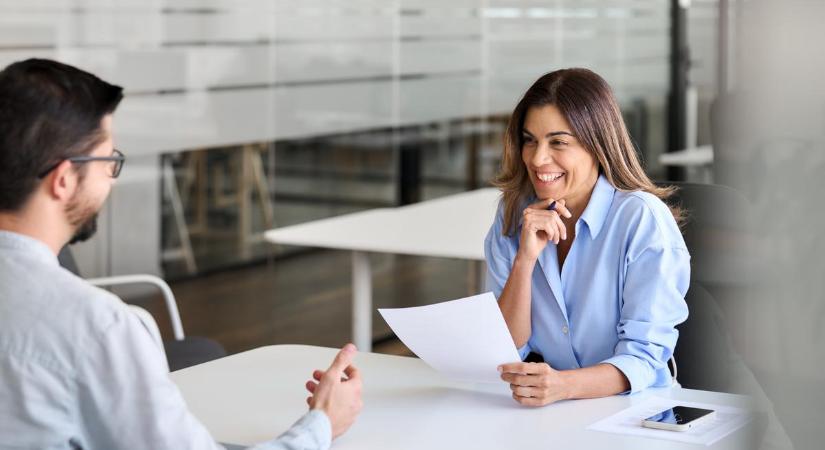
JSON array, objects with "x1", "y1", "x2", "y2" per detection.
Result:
[
  {"x1": 579, "y1": 174, "x2": 616, "y2": 239},
  {"x1": 0, "y1": 230, "x2": 59, "y2": 265}
]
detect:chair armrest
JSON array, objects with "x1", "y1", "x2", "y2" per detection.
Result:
[{"x1": 87, "y1": 274, "x2": 185, "y2": 340}]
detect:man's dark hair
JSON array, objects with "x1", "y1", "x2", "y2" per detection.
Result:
[{"x1": 0, "y1": 58, "x2": 123, "y2": 211}]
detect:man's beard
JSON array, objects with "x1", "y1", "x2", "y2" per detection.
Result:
[
  {"x1": 66, "y1": 193, "x2": 100, "y2": 244},
  {"x1": 69, "y1": 213, "x2": 98, "y2": 244}
]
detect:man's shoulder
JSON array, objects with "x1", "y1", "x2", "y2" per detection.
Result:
[
  {"x1": 28, "y1": 260, "x2": 125, "y2": 320},
  {"x1": 0, "y1": 255, "x2": 131, "y2": 363},
  {"x1": 0, "y1": 257, "x2": 160, "y2": 449}
]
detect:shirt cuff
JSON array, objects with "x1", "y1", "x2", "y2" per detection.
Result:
[
  {"x1": 300, "y1": 410, "x2": 332, "y2": 450},
  {"x1": 249, "y1": 409, "x2": 331, "y2": 450},
  {"x1": 517, "y1": 342, "x2": 532, "y2": 361},
  {"x1": 601, "y1": 354, "x2": 654, "y2": 394}
]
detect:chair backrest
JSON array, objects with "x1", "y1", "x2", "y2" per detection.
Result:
[
  {"x1": 666, "y1": 181, "x2": 748, "y2": 243},
  {"x1": 674, "y1": 282, "x2": 737, "y2": 391},
  {"x1": 661, "y1": 183, "x2": 752, "y2": 391},
  {"x1": 57, "y1": 246, "x2": 82, "y2": 276},
  {"x1": 661, "y1": 181, "x2": 750, "y2": 291}
]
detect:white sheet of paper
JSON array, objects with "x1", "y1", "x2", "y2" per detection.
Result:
[
  {"x1": 378, "y1": 292, "x2": 520, "y2": 383},
  {"x1": 587, "y1": 396, "x2": 753, "y2": 446}
]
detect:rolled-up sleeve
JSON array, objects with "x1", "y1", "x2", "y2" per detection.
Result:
[
  {"x1": 602, "y1": 244, "x2": 690, "y2": 393},
  {"x1": 484, "y1": 209, "x2": 511, "y2": 299},
  {"x1": 484, "y1": 207, "x2": 532, "y2": 360}
]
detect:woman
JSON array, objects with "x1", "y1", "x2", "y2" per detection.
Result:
[{"x1": 485, "y1": 68, "x2": 689, "y2": 406}]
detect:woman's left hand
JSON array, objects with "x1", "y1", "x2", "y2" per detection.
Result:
[{"x1": 498, "y1": 362, "x2": 570, "y2": 406}]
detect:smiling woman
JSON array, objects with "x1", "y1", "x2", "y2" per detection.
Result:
[
  {"x1": 485, "y1": 68, "x2": 690, "y2": 406},
  {"x1": 495, "y1": 68, "x2": 682, "y2": 237}
]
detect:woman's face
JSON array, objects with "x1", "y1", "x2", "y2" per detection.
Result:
[{"x1": 521, "y1": 104, "x2": 599, "y2": 209}]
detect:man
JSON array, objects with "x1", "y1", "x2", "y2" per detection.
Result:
[{"x1": 0, "y1": 58, "x2": 362, "y2": 449}]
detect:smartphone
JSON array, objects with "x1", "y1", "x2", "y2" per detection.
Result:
[{"x1": 641, "y1": 406, "x2": 716, "y2": 431}]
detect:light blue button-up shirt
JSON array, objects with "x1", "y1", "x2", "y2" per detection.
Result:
[
  {"x1": 0, "y1": 230, "x2": 331, "y2": 450},
  {"x1": 484, "y1": 175, "x2": 690, "y2": 393}
]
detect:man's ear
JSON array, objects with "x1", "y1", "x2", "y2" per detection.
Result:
[{"x1": 46, "y1": 160, "x2": 79, "y2": 202}]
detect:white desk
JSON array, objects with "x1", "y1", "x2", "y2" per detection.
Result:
[
  {"x1": 264, "y1": 188, "x2": 501, "y2": 351},
  {"x1": 659, "y1": 145, "x2": 714, "y2": 167},
  {"x1": 170, "y1": 345, "x2": 756, "y2": 450},
  {"x1": 659, "y1": 145, "x2": 715, "y2": 183}
]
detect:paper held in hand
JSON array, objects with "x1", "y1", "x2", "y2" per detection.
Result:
[{"x1": 378, "y1": 292, "x2": 521, "y2": 383}]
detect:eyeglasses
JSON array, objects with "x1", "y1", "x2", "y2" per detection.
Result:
[{"x1": 38, "y1": 149, "x2": 126, "y2": 179}]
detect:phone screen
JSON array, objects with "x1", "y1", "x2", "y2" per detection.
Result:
[{"x1": 644, "y1": 406, "x2": 715, "y2": 425}]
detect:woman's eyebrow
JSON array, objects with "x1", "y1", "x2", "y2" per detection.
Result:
[{"x1": 522, "y1": 130, "x2": 574, "y2": 138}]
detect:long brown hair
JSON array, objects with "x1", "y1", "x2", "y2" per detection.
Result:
[{"x1": 493, "y1": 68, "x2": 682, "y2": 236}]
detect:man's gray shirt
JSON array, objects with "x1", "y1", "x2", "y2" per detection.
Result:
[{"x1": 0, "y1": 230, "x2": 331, "y2": 450}]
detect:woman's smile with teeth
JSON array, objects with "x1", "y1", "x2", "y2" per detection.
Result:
[{"x1": 537, "y1": 172, "x2": 564, "y2": 182}]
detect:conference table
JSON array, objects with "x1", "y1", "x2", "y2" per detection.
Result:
[
  {"x1": 264, "y1": 188, "x2": 501, "y2": 351},
  {"x1": 169, "y1": 345, "x2": 757, "y2": 450}
]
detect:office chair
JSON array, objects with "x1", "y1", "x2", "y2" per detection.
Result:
[
  {"x1": 661, "y1": 181, "x2": 752, "y2": 300},
  {"x1": 654, "y1": 182, "x2": 754, "y2": 389},
  {"x1": 672, "y1": 282, "x2": 739, "y2": 391},
  {"x1": 58, "y1": 246, "x2": 226, "y2": 371}
]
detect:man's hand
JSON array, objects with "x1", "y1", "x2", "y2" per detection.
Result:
[{"x1": 305, "y1": 344, "x2": 363, "y2": 438}]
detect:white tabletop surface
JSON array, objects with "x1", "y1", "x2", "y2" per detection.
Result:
[
  {"x1": 659, "y1": 145, "x2": 714, "y2": 166},
  {"x1": 169, "y1": 345, "x2": 755, "y2": 450},
  {"x1": 264, "y1": 188, "x2": 501, "y2": 260}
]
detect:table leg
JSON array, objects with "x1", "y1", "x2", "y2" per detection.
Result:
[
  {"x1": 352, "y1": 251, "x2": 372, "y2": 352},
  {"x1": 477, "y1": 260, "x2": 488, "y2": 293},
  {"x1": 466, "y1": 260, "x2": 489, "y2": 294}
]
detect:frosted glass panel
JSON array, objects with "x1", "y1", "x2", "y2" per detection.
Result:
[{"x1": 0, "y1": 0, "x2": 674, "y2": 276}]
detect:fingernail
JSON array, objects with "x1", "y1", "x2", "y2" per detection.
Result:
[{"x1": 497, "y1": 366, "x2": 503, "y2": 372}]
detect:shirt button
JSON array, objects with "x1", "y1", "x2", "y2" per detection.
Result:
[{"x1": 562, "y1": 325, "x2": 569, "y2": 334}]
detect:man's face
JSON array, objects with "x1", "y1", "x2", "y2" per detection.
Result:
[{"x1": 66, "y1": 115, "x2": 116, "y2": 244}]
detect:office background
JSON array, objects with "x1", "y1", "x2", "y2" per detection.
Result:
[
  {"x1": 0, "y1": 0, "x2": 721, "y2": 278},
  {"x1": 1, "y1": 1, "x2": 822, "y2": 449}
]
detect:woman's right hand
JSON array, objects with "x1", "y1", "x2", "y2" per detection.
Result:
[{"x1": 518, "y1": 198, "x2": 572, "y2": 262}]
